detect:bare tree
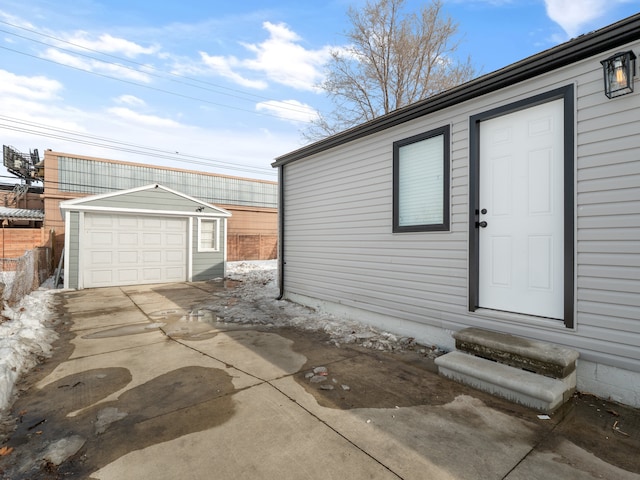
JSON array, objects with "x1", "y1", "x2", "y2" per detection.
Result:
[{"x1": 305, "y1": 0, "x2": 476, "y2": 139}]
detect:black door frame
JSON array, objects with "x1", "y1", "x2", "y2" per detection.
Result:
[{"x1": 468, "y1": 85, "x2": 575, "y2": 328}]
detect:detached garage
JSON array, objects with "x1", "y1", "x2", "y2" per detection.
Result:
[{"x1": 60, "y1": 184, "x2": 231, "y2": 289}]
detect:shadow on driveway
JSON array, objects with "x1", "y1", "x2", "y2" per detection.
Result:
[{"x1": 0, "y1": 280, "x2": 638, "y2": 479}]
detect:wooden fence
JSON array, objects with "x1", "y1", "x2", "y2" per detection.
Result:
[
  {"x1": 0, "y1": 228, "x2": 51, "y2": 271},
  {"x1": 227, "y1": 234, "x2": 277, "y2": 261}
]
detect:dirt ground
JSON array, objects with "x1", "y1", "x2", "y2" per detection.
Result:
[{"x1": 0, "y1": 288, "x2": 639, "y2": 479}]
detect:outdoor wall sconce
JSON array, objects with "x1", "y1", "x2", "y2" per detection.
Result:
[{"x1": 601, "y1": 50, "x2": 636, "y2": 99}]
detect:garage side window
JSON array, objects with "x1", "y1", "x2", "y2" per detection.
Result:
[
  {"x1": 393, "y1": 125, "x2": 450, "y2": 232},
  {"x1": 198, "y1": 218, "x2": 220, "y2": 252}
]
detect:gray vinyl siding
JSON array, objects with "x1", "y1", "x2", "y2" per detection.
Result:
[
  {"x1": 192, "y1": 219, "x2": 225, "y2": 281},
  {"x1": 282, "y1": 38, "x2": 640, "y2": 374},
  {"x1": 77, "y1": 188, "x2": 223, "y2": 214},
  {"x1": 574, "y1": 47, "x2": 640, "y2": 364},
  {"x1": 68, "y1": 211, "x2": 79, "y2": 289}
]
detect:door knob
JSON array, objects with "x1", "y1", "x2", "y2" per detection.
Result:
[{"x1": 477, "y1": 221, "x2": 487, "y2": 228}]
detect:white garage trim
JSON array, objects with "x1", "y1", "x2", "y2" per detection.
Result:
[
  {"x1": 223, "y1": 218, "x2": 228, "y2": 264},
  {"x1": 188, "y1": 217, "x2": 193, "y2": 281},
  {"x1": 63, "y1": 210, "x2": 71, "y2": 290},
  {"x1": 65, "y1": 204, "x2": 225, "y2": 218}
]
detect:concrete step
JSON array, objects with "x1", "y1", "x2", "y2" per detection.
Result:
[
  {"x1": 435, "y1": 351, "x2": 576, "y2": 413},
  {"x1": 453, "y1": 327, "x2": 579, "y2": 379}
]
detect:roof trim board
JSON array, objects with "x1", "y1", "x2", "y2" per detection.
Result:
[
  {"x1": 273, "y1": 13, "x2": 640, "y2": 167},
  {"x1": 59, "y1": 184, "x2": 232, "y2": 217}
]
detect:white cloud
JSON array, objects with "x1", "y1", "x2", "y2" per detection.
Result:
[
  {"x1": 242, "y1": 22, "x2": 333, "y2": 91},
  {"x1": 256, "y1": 100, "x2": 319, "y2": 124},
  {"x1": 41, "y1": 48, "x2": 152, "y2": 83},
  {"x1": 199, "y1": 53, "x2": 268, "y2": 89},
  {"x1": 63, "y1": 31, "x2": 159, "y2": 58},
  {"x1": 197, "y1": 21, "x2": 333, "y2": 92},
  {"x1": 0, "y1": 72, "x2": 89, "y2": 156},
  {"x1": 114, "y1": 95, "x2": 146, "y2": 106},
  {"x1": 544, "y1": 0, "x2": 610, "y2": 37},
  {"x1": 0, "y1": 10, "x2": 36, "y2": 30},
  {"x1": 0, "y1": 69, "x2": 62, "y2": 100},
  {"x1": 106, "y1": 107, "x2": 182, "y2": 128}
]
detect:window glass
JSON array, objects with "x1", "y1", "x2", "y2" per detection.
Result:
[
  {"x1": 393, "y1": 126, "x2": 449, "y2": 232},
  {"x1": 199, "y1": 219, "x2": 218, "y2": 251}
]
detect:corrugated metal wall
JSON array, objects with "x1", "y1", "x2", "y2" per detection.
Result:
[{"x1": 57, "y1": 157, "x2": 277, "y2": 208}]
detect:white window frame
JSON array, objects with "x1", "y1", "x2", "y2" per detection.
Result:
[{"x1": 198, "y1": 217, "x2": 220, "y2": 252}]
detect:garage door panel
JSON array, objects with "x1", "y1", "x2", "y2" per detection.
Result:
[
  {"x1": 89, "y1": 231, "x2": 113, "y2": 246},
  {"x1": 165, "y1": 250, "x2": 185, "y2": 262},
  {"x1": 82, "y1": 213, "x2": 188, "y2": 288},
  {"x1": 165, "y1": 233, "x2": 186, "y2": 246},
  {"x1": 165, "y1": 218, "x2": 185, "y2": 228},
  {"x1": 118, "y1": 232, "x2": 139, "y2": 246},
  {"x1": 88, "y1": 270, "x2": 114, "y2": 285},
  {"x1": 143, "y1": 232, "x2": 162, "y2": 246},
  {"x1": 142, "y1": 250, "x2": 162, "y2": 263},
  {"x1": 117, "y1": 269, "x2": 140, "y2": 283},
  {"x1": 142, "y1": 218, "x2": 162, "y2": 228},
  {"x1": 142, "y1": 268, "x2": 161, "y2": 281},
  {"x1": 117, "y1": 251, "x2": 138, "y2": 264},
  {"x1": 90, "y1": 251, "x2": 113, "y2": 264},
  {"x1": 118, "y1": 216, "x2": 138, "y2": 228},
  {"x1": 165, "y1": 267, "x2": 186, "y2": 280},
  {"x1": 88, "y1": 215, "x2": 115, "y2": 228}
]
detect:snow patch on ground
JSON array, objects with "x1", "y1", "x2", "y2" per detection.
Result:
[
  {"x1": 0, "y1": 288, "x2": 58, "y2": 411},
  {"x1": 0, "y1": 271, "x2": 16, "y2": 301},
  {"x1": 219, "y1": 260, "x2": 438, "y2": 354}
]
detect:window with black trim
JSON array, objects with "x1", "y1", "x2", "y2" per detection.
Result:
[
  {"x1": 393, "y1": 126, "x2": 450, "y2": 232},
  {"x1": 198, "y1": 218, "x2": 220, "y2": 252}
]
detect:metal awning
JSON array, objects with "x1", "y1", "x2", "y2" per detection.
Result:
[{"x1": 0, "y1": 207, "x2": 44, "y2": 221}]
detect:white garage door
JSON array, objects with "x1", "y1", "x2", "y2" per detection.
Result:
[{"x1": 81, "y1": 213, "x2": 188, "y2": 288}]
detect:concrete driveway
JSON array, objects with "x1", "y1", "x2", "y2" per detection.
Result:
[{"x1": 1, "y1": 281, "x2": 639, "y2": 479}]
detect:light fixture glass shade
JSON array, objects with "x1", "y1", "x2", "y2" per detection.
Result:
[{"x1": 601, "y1": 51, "x2": 636, "y2": 99}]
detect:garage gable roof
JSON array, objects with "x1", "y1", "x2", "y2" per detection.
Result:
[{"x1": 59, "y1": 184, "x2": 231, "y2": 217}]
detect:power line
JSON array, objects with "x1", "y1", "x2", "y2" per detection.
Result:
[
  {"x1": 1, "y1": 124, "x2": 277, "y2": 178},
  {"x1": 0, "y1": 19, "x2": 315, "y2": 115},
  {"x1": 0, "y1": 44, "x2": 304, "y2": 123},
  {"x1": 0, "y1": 115, "x2": 276, "y2": 176},
  {"x1": 0, "y1": 20, "x2": 321, "y2": 118},
  {"x1": 0, "y1": 19, "x2": 314, "y2": 180}
]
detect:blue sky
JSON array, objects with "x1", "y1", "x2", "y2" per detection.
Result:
[{"x1": 1, "y1": 0, "x2": 638, "y2": 181}]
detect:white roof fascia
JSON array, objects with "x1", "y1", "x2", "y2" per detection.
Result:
[
  {"x1": 60, "y1": 205, "x2": 230, "y2": 218},
  {"x1": 59, "y1": 183, "x2": 232, "y2": 217}
]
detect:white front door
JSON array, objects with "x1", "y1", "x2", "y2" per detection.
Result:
[
  {"x1": 478, "y1": 99, "x2": 564, "y2": 319},
  {"x1": 81, "y1": 213, "x2": 188, "y2": 288}
]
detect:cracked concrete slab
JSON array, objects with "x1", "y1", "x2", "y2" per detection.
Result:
[
  {"x1": 36, "y1": 336, "x2": 261, "y2": 418},
  {"x1": 91, "y1": 383, "x2": 401, "y2": 480},
  {"x1": 505, "y1": 437, "x2": 640, "y2": 480},
  {"x1": 179, "y1": 330, "x2": 307, "y2": 381},
  {"x1": 68, "y1": 322, "x2": 167, "y2": 359},
  {"x1": 1, "y1": 281, "x2": 639, "y2": 480}
]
